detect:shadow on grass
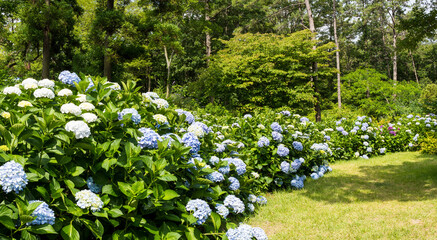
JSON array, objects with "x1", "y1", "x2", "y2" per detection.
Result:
[{"x1": 299, "y1": 154, "x2": 437, "y2": 203}]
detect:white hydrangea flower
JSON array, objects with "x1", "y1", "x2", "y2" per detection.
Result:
[
  {"x1": 38, "y1": 79, "x2": 55, "y2": 89},
  {"x1": 33, "y1": 88, "x2": 55, "y2": 99},
  {"x1": 107, "y1": 82, "x2": 121, "y2": 90},
  {"x1": 75, "y1": 189, "x2": 103, "y2": 212},
  {"x1": 61, "y1": 103, "x2": 82, "y2": 116},
  {"x1": 76, "y1": 94, "x2": 87, "y2": 102},
  {"x1": 79, "y1": 102, "x2": 95, "y2": 111},
  {"x1": 152, "y1": 98, "x2": 169, "y2": 109},
  {"x1": 23, "y1": 82, "x2": 38, "y2": 90},
  {"x1": 81, "y1": 113, "x2": 98, "y2": 123},
  {"x1": 65, "y1": 121, "x2": 91, "y2": 139},
  {"x1": 257, "y1": 124, "x2": 265, "y2": 129},
  {"x1": 58, "y1": 89, "x2": 73, "y2": 97},
  {"x1": 188, "y1": 124, "x2": 205, "y2": 137},
  {"x1": 18, "y1": 101, "x2": 33, "y2": 108},
  {"x1": 3, "y1": 86, "x2": 22, "y2": 96},
  {"x1": 22, "y1": 78, "x2": 38, "y2": 86},
  {"x1": 142, "y1": 92, "x2": 159, "y2": 100},
  {"x1": 153, "y1": 114, "x2": 168, "y2": 124}
]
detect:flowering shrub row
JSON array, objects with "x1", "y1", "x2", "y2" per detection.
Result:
[{"x1": 0, "y1": 72, "x2": 434, "y2": 239}]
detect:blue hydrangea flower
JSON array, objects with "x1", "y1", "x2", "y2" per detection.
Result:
[
  {"x1": 379, "y1": 148, "x2": 386, "y2": 154},
  {"x1": 292, "y1": 141, "x2": 303, "y2": 151},
  {"x1": 280, "y1": 110, "x2": 291, "y2": 116},
  {"x1": 206, "y1": 171, "x2": 225, "y2": 182},
  {"x1": 186, "y1": 199, "x2": 211, "y2": 225},
  {"x1": 58, "y1": 70, "x2": 80, "y2": 85},
  {"x1": 138, "y1": 128, "x2": 162, "y2": 149},
  {"x1": 363, "y1": 135, "x2": 369, "y2": 140},
  {"x1": 336, "y1": 126, "x2": 345, "y2": 132},
  {"x1": 228, "y1": 177, "x2": 240, "y2": 191},
  {"x1": 161, "y1": 133, "x2": 181, "y2": 148},
  {"x1": 224, "y1": 195, "x2": 245, "y2": 214},
  {"x1": 361, "y1": 155, "x2": 369, "y2": 159},
  {"x1": 175, "y1": 109, "x2": 195, "y2": 124},
  {"x1": 270, "y1": 122, "x2": 283, "y2": 133},
  {"x1": 280, "y1": 161, "x2": 290, "y2": 174},
  {"x1": 232, "y1": 122, "x2": 240, "y2": 128},
  {"x1": 118, "y1": 108, "x2": 141, "y2": 124},
  {"x1": 257, "y1": 136, "x2": 270, "y2": 147},
  {"x1": 272, "y1": 131, "x2": 283, "y2": 142},
  {"x1": 28, "y1": 201, "x2": 55, "y2": 225},
  {"x1": 324, "y1": 135, "x2": 331, "y2": 141},
  {"x1": 209, "y1": 156, "x2": 220, "y2": 165},
  {"x1": 224, "y1": 158, "x2": 246, "y2": 175},
  {"x1": 291, "y1": 158, "x2": 305, "y2": 172},
  {"x1": 226, "y1": 224, "x2": 254, "y2": 240},
  {"x1": 413, "y1": 134, "x2": 419, "y2": 142},
  {"x1": 253, "y1": 227, "x2": 268, "y2": 240},
  {"x1": 243, "y1": 114, "x2": 252, "y2": 119},
  {"x1": 0, "y1": 161, "x2": 28, "y2": 193},
  {"x1": 366, "y1": 147, "x2": 372, "y2": 152},
  {"x1": 182, "y1": 132, "x2": 201, "y2": 153},
  {"x1": 311, "y1": 172, "x2": 320, "y2": 180},
  {"x1": 342, "y1": 131, "x2": 349, "y2": 136},
  {"x1": 86, "y1": 177, "x2": 102, "y2": 193},
  {"x1": 215, "y1": 204, "x2": 229, "y2": 219},
  {"x1": 219, "y1": 165, "x2": 230, "y2": 175},
  {"x1": 277, "y1": 144, "x2": 289, "y2": 157},
  {"x1": 215, "y1": 143, "x2": 225, "y2": 153},
  {"x1": 291, "y1": 175, "x2": 306, "y2": 189},
  {"x1": 256, "y1": 196, "x2": 267, "y2": 205},
  {"x1": 300, "y1": 117, "x2": 309, "y2": 122},
  {"x1": 247, "y1": 203, "x2": 255, "y2": 212}
]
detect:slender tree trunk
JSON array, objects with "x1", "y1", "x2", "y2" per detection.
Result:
[
  {"x1": 333, "y1": 0, "x2": 341, "y2": 109},
  {"x1": 42, "y1": 0, "x2": 50, "y2": 79},
  {"x1": 409, "y1": 50, "x2": 419, "y2": 84},
  {"x1": 205, "y1": 0, "x2": 211, "y2": 65},
  {"x1": 304, "y1": 0, "x2": 321, "y2": 122},
  {"x1": 103, "y1": 0, "x2": 114, "y2": 81},
  {"x1": 164, "y1": 46, "x2": 172, "y2": 98},
  {"x1": 393, "y1": 27, "x2": 397, "y2": 83}
]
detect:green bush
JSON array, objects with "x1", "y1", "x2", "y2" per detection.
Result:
[
  {"x1": 420, "y1": 83, "x2": 437, "y2": 114},
  {"x1": 420, "y1": 133, "x2": 437, "y2": 154}
]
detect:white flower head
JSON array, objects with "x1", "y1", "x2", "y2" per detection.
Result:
[
  {"x1": 61, "y1": 103, "x2": 82, "y2": 116},
  {"x1": 38, "y1": 79, "x2": 55, "y2": 89},
  {"x1": 3, "y1": 86, "x2": 22, "y2": 96},
  {"x1": 65, "y1": 121, "x2": 91, "y2": 139},
  {"x1": 75, "y1": 189, "x2": 103, "y2": 211},
  {"x1": 76, "y1": 94, "x2": 88, "y2": 103},
  {"x1": 58, "y1": 89, "x2": 73, "y2": 97},
  {"x1": 81, "y1": 113, "x2": 98, "y2": 123},
  {"x1": 79, "y1": 102, "x2": 95, "y2": 111},
  {"x1": 18, "y1": 101, "x2": 33, "y2": 108},
  {"x1": 33, "y1": 88, "x2": 55, "y2": 99}
]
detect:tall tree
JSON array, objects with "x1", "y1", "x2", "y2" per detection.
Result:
[
  {"x1": 42, "y1": 0, "x2": 51, "y2": 78},
  {"x1": 333, "y1": 0, "x2": 341, "y2": 108}
]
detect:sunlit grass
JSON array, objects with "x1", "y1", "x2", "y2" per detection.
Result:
[{"x1": 248, "y1": 152, "x2": 437, "y2": 239}]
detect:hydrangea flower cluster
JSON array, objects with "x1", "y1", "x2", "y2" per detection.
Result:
[
  {"x1": 118, "y1": 108, "x2": 141, "y2": 124},
  {"x1": 215, "y1": 204, "x2": 229, "y2": 219},
  {"x1": 38, "y1": 79, "x2": 55, "y2": 89},
  {"x1": 33, "y1": 88, "x2": 55, "y2": 99},
  {"x1": 1, "y1": 111, "x2": 10, "y2": 119},
  {"x1": 226, "y1": 224, "x2": 268, "y2": 240},
  {"x1": 257, "y1": 136, "x2": 270, "y2": 147},
  {"x1": 65, "y1": 121, "x2": 91, "y2": 139},
  {"x1": 18, "y1": 100, "x2": 33, "y2": 108},
  {"x1": 182, "y1": 132, "x2": 201, "y2": 153},
  {"x1": 3, "y1": 86, "x2": 22, "y2": 96},
  {"x1": 291, "y1": 158, "x2": 305, "y2": 171},
  {"x1": 75, "y1": 189, "x2": 103, "y2": 212},
  {"x1": 185, "y1": 199, "x2": 211, "y2": 225},
  {"x1": 292, "y1": 141, "x2": 303, "y2": 151},
  {"x1": 224, "y1": 195, "x2": 245, "y2": 214},
  {"x1": 79, "y1": 102, "x2": 95, "y2": 111},
  {"x1": 225, "y1": 158, "x2": 246, "y2": 175},
  {"x1": 379, "y1": 148, "x2": 386, "y2": 154},
  {"x1": 280, "y1": 161, "x2": 290, "y2": 173},
  {"x1": 280, "y1": 110, "x2": 291, "y2": 116},
  {"x1": 256, "y1": 196, "x2": 267, "y2": 205},
  {"x1": 175, "y1": 109, "x2": 195, "y2": 124},
  {"x1": 28, "y1": 200, "x2": 55, "y2": 225},
  {"x1": 277, "y1": 144, "x2": 289, "y2": 157},
  {"x1": 272, "y1": 131, "x2": 283, "y2": 142},
  {"x1": 0, "y1": 161, "x2": 28, "y2": 193},
  {"x1": 81, "y1": 113, "x2": 98, "y2": 123},
  {"x1": 58, "y1": 89, "x2": 73, "y2": 97},
  {"x1": 228, "y1": 177, "x2": 240, "y2": 191},
  {"x1": 270, "y1": 122, "x2": 283, "y2": 133},
  {"x1": 248, "y1": 194, "x2": 257, "y2": 203},
  {"x1": 206, "y1": 171, "x2": 225, "y2": 182},
  {"x1": 153, "y1": 114, "x2": 168, "y2": 125},
  {"x1": 143, "y1": 92, "x2": 160, "y2": 100},
  {"x1": 86, "y1": 177, "x2": 102, "y2": 193},
  {"x1": 61, "y1": 103, "x2": 82, "y2": 116},
  {"x1": 311, "y1": 165, "x2": 332, "y2": 180},
  {"x1": 138, "y1": 128, "x2": 162, "y2": 149},
  {"x1": 152, "y1": 98, "x2": 169, "y2": 109},
  {"x1": 243, "y1": 114, "x2": 252, "y2": 119},
  {"x1": 22, "y1": 78, "x2": 39, "y2": 90},
  {"x1": 291, "y1": 175, "x2": 306, "y2": 189},
  {"x1": 209, "y1": 156, "x2": 220, "y2": 165},
  {"x1": 59, "y1": 70, "x2": 81, "y2": 85}
]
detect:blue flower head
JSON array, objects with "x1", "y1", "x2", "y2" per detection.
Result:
[
  {"x1": 280, "y1": 161, "x2": 290, "y2": 174},
  {"x1": 292, "y1": 141, "x2": 303, "y2": 151},
  {"x1": 206, "y1": 171, "x2": 225, "y2": 182},
  {"x1": 253, "y1": 227, "x2": 268, "y2": 240},
  {"x1": 272, "y1": 131, "x2": 283, "y2": 142},
  {"x1": 270, "y1": 122, "x2": 283, "y2": 133},
  {"x1": 291, "y1": 158, "x2": 305, "y2": 172},
  {"x1": 257, "y1": 136, "x2": 270, "y2": 147},
  {"x1": 224, "y1": 158, "x2": 246, "y2": 175},
  {"x1": 59, "y1": 70, "x2": 81, "y2": 85},
  {"x1": 186, "y1": 199, "x2": 211, "y2": 225},
  {"x1": 176, "y1": 109, "x2": 195, "y2": 124},
  {"x1": 291, "y1": 175, "x2": 306, "y2": 189},
  {"x1": 228, "y1": 177, "x2": 240, "y2": 191},
  {"x1": 182, "y1": 132, "x2": 201, "y2": 153},
  {"x1": 256, "y1": 196, "x2": 267, "y2": 205},
  {"x1": 118, "y1": 108, "x2": 141, "y2": 124},
  {"x1": 224, "y1": 195, "x2": 245, "y2": 214},
  {"x1": 277, "y1": 144, "x2": 289, "y2": 157},
  {"x1": 0, "y1": 161, "x2": 28, "y2": 193},
  {"x1": 86, "y1": 177, "x2": 102, "y2": 193},
  {"x1": 138, "y1": 128, "x2": 162, "y2": 149},
  {"x1": 28, "y1": 201, "x2": 55, "y2": 225},
  {"x1": 215, "y1": 204, "x2": 229, "y2": 219}
]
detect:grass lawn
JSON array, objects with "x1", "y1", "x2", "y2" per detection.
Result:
[{"x1": 248, "y1": 152, "x2": 437, "y2": 240}]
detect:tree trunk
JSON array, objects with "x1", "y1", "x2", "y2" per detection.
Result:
[
  {"x1": 409, "y1": 50, "x2": 419, "y2": 84},
  {"x1": 42, "y1": 0, "x2": 50, "y2": 79},
  {"x1": 304, "y1": 0, "x2": 321, "y2": 122},
  {"x1": 333, "y1": 0, "x2": 341, "y2": 109},
  {"x1": 103, "y1": 0, "x2": 114, "y2": 81},
  {"x1": 205, "y1": 0, "x2": 211, "y2": 65},
  {"x1": 164, "y1": 46, "x2": 172, "y2": 98},
  {"x1": 393, "y1": 27, "x2": 397, "y2": 84}
]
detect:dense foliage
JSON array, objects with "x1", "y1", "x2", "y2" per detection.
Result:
[{"x1": 0, "y1": 72, "x2": 436, "y2": 239}]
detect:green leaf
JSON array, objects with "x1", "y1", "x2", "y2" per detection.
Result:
[
  {"x1": 0, "y1": 206, "x2": 15, "y2": 230},
  {"x1": 211, "y1": 212, "x2": 221, "y2": 232},
  {"x1": 28, "y1": 224, "x2": 57, "y2": 234},
  {"x1": 131, "y1": 181, "x2": 145, "y2": 195},
  {"x1": 61, "y1": 224, "x2": 80, "y2": 240},
  {"x1": 108, "y1": 209, "x2": 123, "y2": 218},
  {"x1": 102, "y1": 158, "x2": 117, "y2": 171},
  {"x1": 162, "y1": 190, "x2": 180, "y2": 200},
  {"x1": 10, "y1": 123, "x2": 25, "y2": 137},
  {"x1": 118, "y1": 182, "x2": 134, "y2": 198},
  {"x1": 164, "y1": 232, "x2": 182, "y2": 240},
  {"x1": 70, "y1": 166, "x2": 85, "y2": 177},
  {"x1": 21, "y1": 230, "x2": 37, "y2": 240},
  {"x1": 81, "y1": 219, "x2": 103, "y2": 239},
  {"x1": 158, "y1": 174, "x2": 177, "y2": 182},
  {"x1": 102, "y1": 185, "x2": 118, "y2": 196}
]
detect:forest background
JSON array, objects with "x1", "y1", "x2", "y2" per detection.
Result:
[{"x1": 0, "y1": 0, "x2": 436, "y2": 120}]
